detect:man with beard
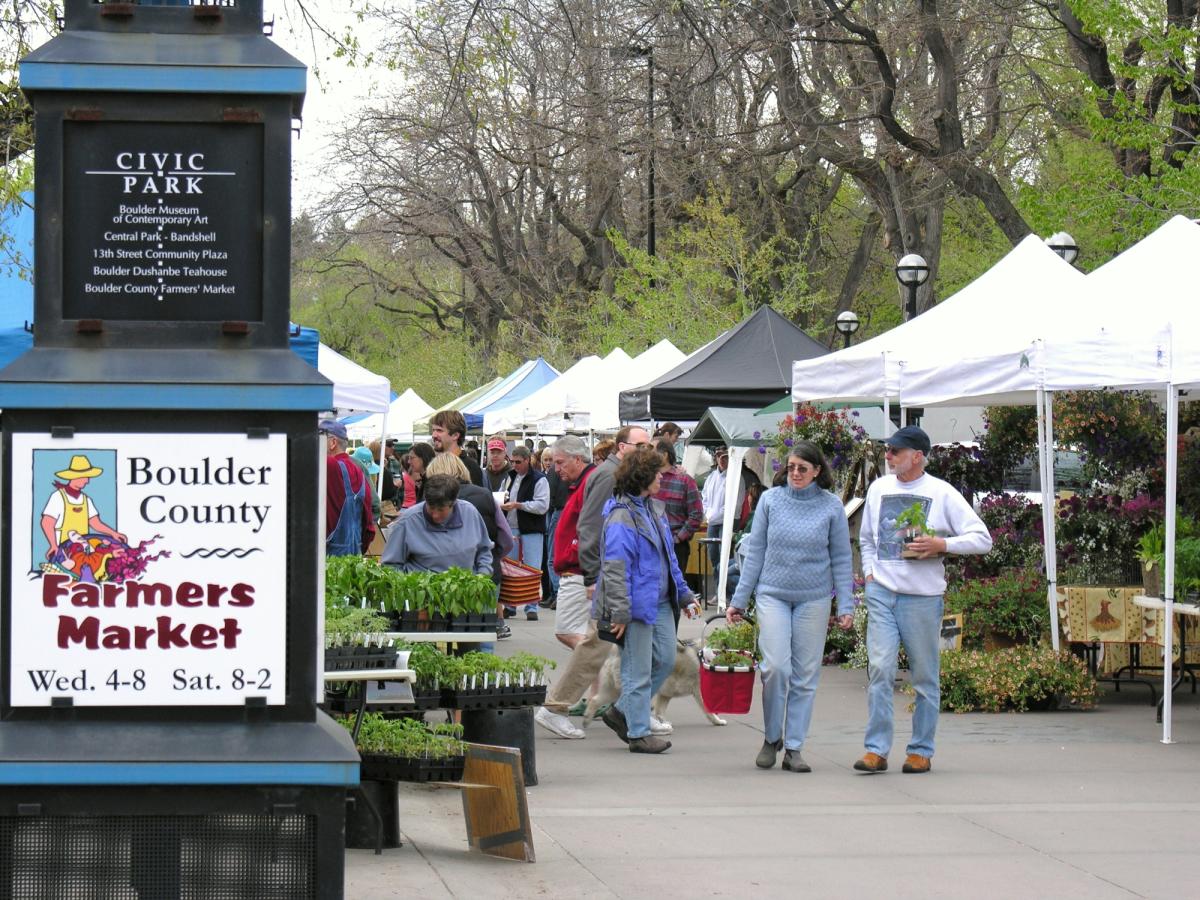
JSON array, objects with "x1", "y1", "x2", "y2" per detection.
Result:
[{"x1": 429, "y1": 410, "x2": 484, "y2": 487}]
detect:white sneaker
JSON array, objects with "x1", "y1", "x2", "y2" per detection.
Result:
[
  {"x1": 535, "y1": 706, "x2": 585, "y2": 739},
  {"x1": 650, "y1": 715, "x2": 673, "y2": 735}
]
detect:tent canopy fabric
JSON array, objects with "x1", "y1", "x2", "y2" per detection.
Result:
[
  {"x1": 344, "y1": 388, "x2": 434, "y2": 441},
  {"x1": 620, "y1": 306, "x2": 828, "y2": 421},
  {"x1": 793, "y1": 235, "x2": 1085, "y2": 406},
  {"x1": 462, "y1": 357, "x2": 560, "y2": 429},
  {"x1": 484, "y1": 352, "x2": 627, "y2": 433},
  {"x1": 317, "y1": 343, "x2": 390, "y2": 414},
  {"x1": 899, "y1": 222, "x2": 1184, "y2": 407},
  {"x1": 689, "y1": 406, "x2": 787, "y2": 448}
]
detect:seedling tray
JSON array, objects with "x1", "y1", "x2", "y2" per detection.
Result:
[
  {"x1": 441, "y1": 685, "x2": 547, "y2": 710},
  {"x1": 359, "y1": 753, "x2": 465, "y2": 783}
]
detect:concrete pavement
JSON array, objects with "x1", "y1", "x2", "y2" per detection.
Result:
[{"x1": 345, "y1": 614, "x2": 1200, "y2": 899}]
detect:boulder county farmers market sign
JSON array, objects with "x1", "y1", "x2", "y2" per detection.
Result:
[{"x1": 9, "y1": 433, "x2": 287, "y2": 707}]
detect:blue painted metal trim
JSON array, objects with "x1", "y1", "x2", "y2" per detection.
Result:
[
  {"x1": 20, "y1": 62, "x2": 305, "y2": 96},
  {"x1": 0, "y1": 762, "x2": 359, "y2": 786},
  {"x1": 0, "y1": 384, "x2": 332, "y2": 410}
]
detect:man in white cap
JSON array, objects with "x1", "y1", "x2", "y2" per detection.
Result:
[
  {"x1": 855, "y1": 426, "x2": 992, "y2": 776},
  {"x1": 41, "y1": 454, "x2": 126, "y2": 559}
]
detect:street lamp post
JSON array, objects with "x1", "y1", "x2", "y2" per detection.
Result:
[
  {"x1": 1045, "y1": 231, "x2": 1079, "y2": 265},
  {"x1": 894, "y1": 253, "x2": 930, "y2": 321},
  {"x1": 835, "y1": 310, "x2": 860, "y2": 349}
]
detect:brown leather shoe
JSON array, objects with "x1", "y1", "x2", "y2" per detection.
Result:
[
  {"x1": 902, "y1": 754, "x2": 931, "y2": 773},
  {"x1": 853, "y1": 752, "x2": 888, "y2": 773}
]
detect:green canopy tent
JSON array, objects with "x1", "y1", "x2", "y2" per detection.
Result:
[
  {"x1": 687, "y1": 406, "x2": 788, "y2": 609},
  {"x1": 689, "y1": 405, "x2": 787, "y2": 447},
  {"x1": 753, "y1": 394, "x2": 889, "y2": 438}
]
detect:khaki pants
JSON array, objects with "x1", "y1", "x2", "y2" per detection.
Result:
[{"x1": 543, "y1": 619, "x2": 613, "y2": 714}]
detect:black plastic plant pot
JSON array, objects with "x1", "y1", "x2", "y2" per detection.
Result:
[
  {"x1": 359, "y1": 753, "x2": 465, "y2": 783},
  {"x1": 324, "y1": 645, "x2": 398, "y2": 672},
  {"x1": 441, "y1": 685, "x2": 547, "y2": 710},
  {"x1": 450, "y1": 613, "x2": 499, "y2": 633}
]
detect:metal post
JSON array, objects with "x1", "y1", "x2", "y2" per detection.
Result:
[
  {"x1": 905, "y1": 282, "x2": 918, "y2": 321},
  {"x1": 1163, "y1": 386, "x2": 1179, "y2": 744},
  {"x1": 646, "y1": 52, "x2": 655, "y2": 263}
]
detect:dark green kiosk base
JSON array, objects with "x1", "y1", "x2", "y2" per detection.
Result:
[{"x1": 0, "y1": 715, "x2": 358, "y2": 900}]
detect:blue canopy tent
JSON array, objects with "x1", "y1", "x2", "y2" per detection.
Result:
[
  {"x1": 0, "y1": 195, "x2": 34, "y2": 370},
  {"x1": 462, "y1": 357, "x2": 559, "y2": 431}
]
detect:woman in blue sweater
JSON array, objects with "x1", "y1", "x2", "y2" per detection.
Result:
[{"x1": 727, "y1": 441, "x2": 854, "y2": 772}]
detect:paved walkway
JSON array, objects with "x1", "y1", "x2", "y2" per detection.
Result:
[{"x1": 345, "y1": 615, "x2": 1200, "y2": 899}]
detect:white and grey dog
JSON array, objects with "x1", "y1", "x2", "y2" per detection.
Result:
[{"x1": 583, "y1": 638, "x2": 727, "y2": 728}]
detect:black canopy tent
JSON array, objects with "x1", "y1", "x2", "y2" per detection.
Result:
[{"x1": 619, "y1": 306, "x2": 829, "y2": 421}]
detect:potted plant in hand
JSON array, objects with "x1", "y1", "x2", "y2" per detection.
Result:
[{"x1": 895, "y1": 502, "x2": 937, "y2": 559}]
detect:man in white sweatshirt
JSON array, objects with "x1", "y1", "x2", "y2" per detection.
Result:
[{"x1": 855, "y1": 426, "x2": 992, "y2": 775}]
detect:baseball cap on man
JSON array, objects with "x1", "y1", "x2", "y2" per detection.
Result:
[
  {"x1": 884, "y1": 425, "x2": 931, "y2": 455},
  {"x1": 486, "y1": 438, "x2": 507, "y2": 452},
  {"x1": 318, "y1": 419, "x2": 348, "y2": 441}
]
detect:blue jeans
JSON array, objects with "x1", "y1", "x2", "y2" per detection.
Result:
[
  {"x1": 756, "y1": 593, "x2": 830, "y2": 750},
  {"x1": 617, "y1": 599, "x2": 677, "y2": 739},
  {"x1": 863, "y1": 583, "x2": 943, "y2": 758},
  {"x1": 508, "y1": 532, "x2": 544, "y2": 612},
  {"x1": 546, "y1": 510, "x2": 562, "y2": 599}
]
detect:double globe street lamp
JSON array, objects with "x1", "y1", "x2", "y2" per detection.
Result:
[
  {"x1": 894, "y1": 253, "x2": 930, "y2": 321},
  {"x1": 835, "y1": 310, "x2": 860, "y2": 349}
]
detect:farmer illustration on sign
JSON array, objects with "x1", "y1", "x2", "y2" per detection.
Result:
[{"x1": 38, "y1": 453, "x2": 170, "y2": 583}]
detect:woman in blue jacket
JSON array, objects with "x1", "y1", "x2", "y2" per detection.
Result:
[
  {"x1": 595, "y1": 447, "x2": 696, "y2": 754},
  {"x1": 727, "y1": 441, "x2": 854, "y2": 773}
]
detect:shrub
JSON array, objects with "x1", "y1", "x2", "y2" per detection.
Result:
[
  {"x1": 925, "y1": 442, "x2": 996, "y2": 502},
  {"x1": 944, "y1": 570, "x2": 1049, "y2": 650},
  {"x1": 938, "y1": 646, "x2": 1097, "y2": 713}
]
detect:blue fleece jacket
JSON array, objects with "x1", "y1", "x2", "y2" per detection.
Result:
[
  {"x1": 595, "y1": 495, "x2": 693, "y2": 625},
  {"x1": 730, "y1": 482, "x2": 854, "y2": 615}
]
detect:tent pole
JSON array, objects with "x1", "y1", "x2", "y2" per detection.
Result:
[
  {"x1": 899, "y1": 405, "x2": 907, "y2": 428},
  {"x1": 716, "y1": 447, "x2": 747, "y2": 612},
  {"x1": 882, "y1": 394, "x2": 892, "y2": 437},
  {"x1": 1163, "y1": 385, "x2": 1179, "y2": 744},
  {"x1": 1035, "y1": 388, "x2": 1058, "y2": 652},
  {"x1": 374, "y1": 407, "x2": 389, "y2": 515},
  {"x1": 1043, "y1": 391, "x2": 1060, "y2": 653}
]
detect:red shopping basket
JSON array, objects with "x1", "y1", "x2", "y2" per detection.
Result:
[{"x1": 697, "y1": 614, "x2": 757, "y2": 715}]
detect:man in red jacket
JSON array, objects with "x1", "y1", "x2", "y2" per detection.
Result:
[
  {"x1": 549, "y1": 435, "x2": 595, "y2": 650},
  {"x1": 321, "y1": 419, "x2": 375, "y2": 557}
]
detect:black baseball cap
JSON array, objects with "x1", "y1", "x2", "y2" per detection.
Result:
[{"x1": 884, "y1": 425, "x2": 931, "y2": 455}]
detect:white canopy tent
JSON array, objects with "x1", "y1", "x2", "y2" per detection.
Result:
[
  {"x1": 317, "y1": 343, "x2": 391, "y2": 415},
  {"x1": 344, "y1": 388, "x2": 434, "y2": 443},
  {"x1": 901, "y1": 215, "x2": 1200, "y2": 744},
  {"x1": 317, "y1": 343, "x2": 392, "y2": 503},
  {"x1": 585, "y1": 343, "x2": 687, "y2": 432},
  {"x1": 483, "y1": 355, "x2": 604, "y2": 433},
  {"x1": 792, "y1": 235, "x2": 1087, "y2": 426},
  {"x1": 531, "y1": 349, "x2": 637, "y2": 434}
]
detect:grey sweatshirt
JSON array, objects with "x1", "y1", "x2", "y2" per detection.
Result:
[
  {"x1": 577, "y1": 455, "x2": 618, "y2": 586},
  {"x1": 381, "y1": 500, "x2": 492, "y2": 576}
]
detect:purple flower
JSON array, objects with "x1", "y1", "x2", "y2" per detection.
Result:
[
  {"x1": 851, "y1": 411, "x2": 860, "y2": 417},
  {"x1": 783, "y1": 438, "x2": 794, "y2": 447},
  {"x1": 752, "y1": 431, "x2": 761, "y2": 440},
  {"x1": 771, "y1": 460, "x2": 780, "y2": 470},
  {"x1": 757, "y1": 446, "x2": 767, "y2": 454}
]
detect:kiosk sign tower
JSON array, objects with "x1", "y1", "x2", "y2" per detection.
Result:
[{"x1": 0, "y1": 2, "x2": 355, "y2": 896}]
